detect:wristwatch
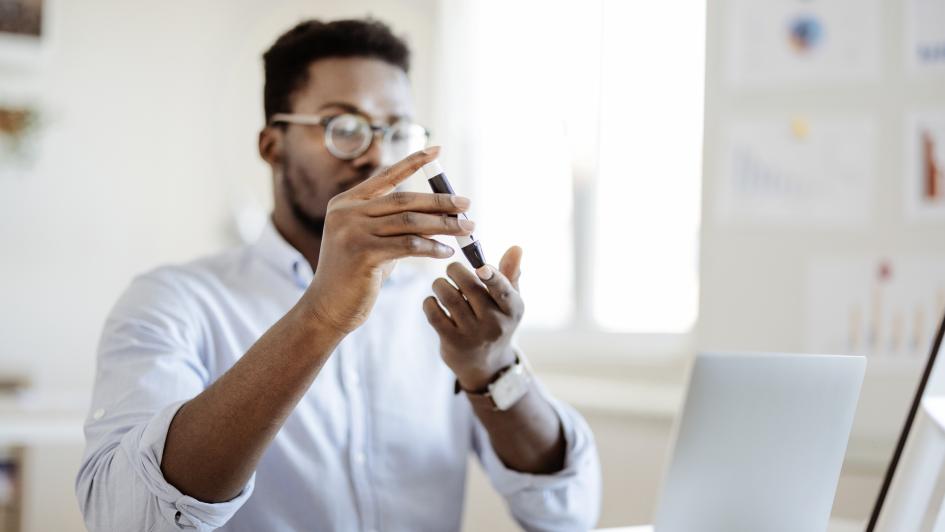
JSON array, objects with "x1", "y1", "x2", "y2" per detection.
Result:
[{"x1": 454, "y1": 354, "x2": 533, "y2": 411}]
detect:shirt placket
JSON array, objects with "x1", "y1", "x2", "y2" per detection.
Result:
[{"x1": 341, "y1": 338, "x2": 379, "y2": 532}]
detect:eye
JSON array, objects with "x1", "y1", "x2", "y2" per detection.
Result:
[
  {"x1": 330, "y1": 114, "x2": 366, "y2": 138},
  {"x1": 390, "y1": 125, "x2": 409, "y2": 142}
]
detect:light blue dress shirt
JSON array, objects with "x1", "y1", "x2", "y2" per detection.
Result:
[{"x1": 76, "y1": 221, "x2": 601, "y2": 532}]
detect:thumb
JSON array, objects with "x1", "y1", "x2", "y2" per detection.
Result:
[{"x1": 498, "y1": 245, "x2": 523, "y2": 291}]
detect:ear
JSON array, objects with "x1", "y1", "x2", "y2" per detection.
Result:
[{"x1": 258, "y1": 126, "x2": 284, "y2": 168}]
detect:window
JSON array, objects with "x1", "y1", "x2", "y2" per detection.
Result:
[
  {"x1": 593, "y1": 1, "x2": 704, "y2": 332},
  {"x1": 433, "y1": 0, "x2": 704, "y2": 337}
]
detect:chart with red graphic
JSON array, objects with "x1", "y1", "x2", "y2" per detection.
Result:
[
  {"x1": 807, "y1": 257, "x2": 945, "y2": 358},
  {"x1": 907, "y1": 112, "x2": 945, "y2": 219}
]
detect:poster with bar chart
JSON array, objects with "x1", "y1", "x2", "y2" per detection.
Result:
[
  {"x1": 807, "y1": 257, "x2": 945, "y2": 358},
  {"x1": 716, "y1": 115, "x2": 876, "y2": 225}
]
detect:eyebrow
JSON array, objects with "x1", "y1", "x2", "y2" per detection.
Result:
[{"x1": 315, "y1": 101, "x2": 410, "y2": 123}]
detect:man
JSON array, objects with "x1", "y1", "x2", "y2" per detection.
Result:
[{"x1": 76, "y1": 18, "x2": 600, "y2": 532}]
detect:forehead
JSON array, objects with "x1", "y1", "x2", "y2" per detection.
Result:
[{"x1": 292, "y1": 57, "x2": 413, "y2": 120}]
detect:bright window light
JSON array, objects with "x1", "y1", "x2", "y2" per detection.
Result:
[
  {"x1": 445, "y1": 0, "x2": 704, "y2": 335},
  {"x1": 592, "y1": 0, "x2": 704, "y2": 333}
]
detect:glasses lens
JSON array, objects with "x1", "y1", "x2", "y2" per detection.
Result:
[
  {"x1": 325, "y1": 114, "x2": 371, "y2": 159},
  {"x1": 385, "y1": 122, "x2": 429, "y2": 160}
]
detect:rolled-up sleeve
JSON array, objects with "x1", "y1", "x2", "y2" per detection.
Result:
[
  {"x1": 472, "y1": 380, "x2": 602, "y2": 532},
  {"x1": 76, "y1": 270, "x2": 254, "y2": 532}
]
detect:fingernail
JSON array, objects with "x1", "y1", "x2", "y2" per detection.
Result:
[
  {"x1": 422, "y1": 146, "x2": 440, "y2": 155},
  {"x1": 451, "y1": 196, "x2": 471, "y2": 209},
  {"x1": 438, "y1": 244, "x2": 455, "y2": 257},
  {"x1": 459, "y1": 219, "x2": 476, "y2": 231},
  {"x1": 476, "y1": 265, "x2": 494, "y2": 280}
]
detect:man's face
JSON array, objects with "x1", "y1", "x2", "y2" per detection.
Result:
[{"x1": 273, "y1": 57, "x2": 414, "y2": 235}]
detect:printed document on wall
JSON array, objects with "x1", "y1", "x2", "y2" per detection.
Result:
[
  {"x1": 806, "y1": 257, "x2": 945, "y2": 359},
  {"x1": 725, "y1": 0, "x2": 881, "y2": 87},
  {"x1": 716, "y1": 115, "x2": 876, "y2": 225},
  {"x1": 906, "y1": 111, "x2": 945, "y2": 220},
  {"x1": 907, "y1": 0, "x2": 945, "y2": 74}
]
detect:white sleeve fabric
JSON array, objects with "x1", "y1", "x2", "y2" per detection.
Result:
[
  {"x1": 472, "y1": 379, "x2": 602, "y2": 532},
  {"x1": 76, "y1": 270, "x2": 254, "y2": 532}
]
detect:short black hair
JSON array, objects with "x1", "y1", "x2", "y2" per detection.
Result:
[{"x1": 262, "y1": 18, "x2": 411, "y2": 123}]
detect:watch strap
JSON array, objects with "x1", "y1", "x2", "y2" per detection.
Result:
[
  {"x1": 454, "y1": 354, "x2": 529, "y2": 411},
  {"x1": 453, "y1": 354, "x2": 520, "y2": 395}
]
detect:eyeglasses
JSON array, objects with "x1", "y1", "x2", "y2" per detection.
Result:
[{"x1": 270, "y1": 112, "x2": 430, "y2": 161}]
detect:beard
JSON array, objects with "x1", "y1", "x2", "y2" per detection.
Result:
[
  {"x1": 280, "y1": 154, "x2": 377, "y2": 239},
  {"x1": 281, "y1": 159, "x2": 327, "y2": 237}
]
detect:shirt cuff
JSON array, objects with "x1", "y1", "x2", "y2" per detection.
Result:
[
  {"x1": 120, "y1": 399, "x2": 255, "y2": 531},
  {"x1": 475, "y1": 381, "x2": 599, "y2": 496}
]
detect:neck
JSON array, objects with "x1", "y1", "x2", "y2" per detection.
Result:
[{"x1": 271, "y1": 206, "x2": 321, "y2": 273}]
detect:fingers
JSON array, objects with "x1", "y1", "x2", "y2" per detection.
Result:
[
  {"x1": 432, "y1": 277, "x2": 477, "y2": 327},
  {"x1": 363, "y1": 191, "x2": 470, "y2": 217},
  {"x1": 347, "y1": 146, "x2": 440, "y2": 199},
  {"x1": 373, "y1": 235, "x2": 455, "y2": 261},
  {"x1": 422, "y1": 295, "x2": 456, "y2": 331},
  {"x1": 474, "y1": 263, "x2": 523, "y2": 316},
  {"x1": 446, "y1": 262, "x2": 500, "y2": 318},
  {"x1": 497, "y1": 246, "x2": 523, "y2": 291},
  {"x1": 370, "y1": 211, "x2": 475, "y2": 237}
]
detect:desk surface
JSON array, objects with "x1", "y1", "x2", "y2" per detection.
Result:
[
  {"x1": 597, "y1": 519, "x2": 863, "y2": 532},
  {"x1": 0, "y1": 394, "x2": 86, "y2": 446}
]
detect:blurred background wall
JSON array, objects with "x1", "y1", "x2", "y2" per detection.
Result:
[{"x1": 0, "y1": 0, "x2": 943, "y2": 531}]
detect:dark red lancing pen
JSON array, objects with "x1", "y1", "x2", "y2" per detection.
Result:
[{"x1": 421, "y1": 160, "x2": 486, "y2": 269}]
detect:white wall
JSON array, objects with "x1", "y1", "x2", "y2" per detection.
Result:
[
  {"x1": 0, "y1": 0, "x2": 437, "y2": 393},
  {"x1": 699, "y1": 0, "x2": 945, "y2": 521},
  {"x1": 5, "y1": 0, "x2": 941, "y2": 530},
  {"x1": 1, "y1": 3, "x2": 438, "y2": 531}
]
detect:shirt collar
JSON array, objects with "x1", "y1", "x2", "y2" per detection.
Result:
[
  {"x1": 252, "y1": 219, "x2": 412, "y2": 289},
  {"x1": 253, "y1": 219, "x2": 313, "y2": 288}
]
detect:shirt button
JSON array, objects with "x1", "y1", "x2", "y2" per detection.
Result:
[
  {"x1": 92, "y1": 408, "x2": 105, "y2": 420},
  {"x1": 353, "y1": 452, "x2": 366, "y2": 465}
]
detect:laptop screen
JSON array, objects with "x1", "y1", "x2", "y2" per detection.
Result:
[{"x1": 866, "y1": 310, "x2": 945, "y2": 531}]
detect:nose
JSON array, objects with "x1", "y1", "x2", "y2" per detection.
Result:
[{"x1": 349, "y1": 130, "x2": 385, "y2": 172}]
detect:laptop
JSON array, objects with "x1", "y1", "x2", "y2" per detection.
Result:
[
  {"x1": 867, "y1": 308, "x2": 945, "y2": 531},
  {"x1": 652, "y1": 352, "x2": 867, "y2": 532}
]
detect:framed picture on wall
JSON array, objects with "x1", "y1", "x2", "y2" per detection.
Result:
[
  {"x1": 906, "y1": 112, "x2": 945, "y2": 221},
  {"x1": 0, "y1": 0, "x2": 42, "y2": 38},
  {"x1": 906, "y1": 0, "x2": 945, "y2": 75},
  {"x1": 0, "y1": 0, "x2": 47, "y2": 68},
  {"x1": 0, "y1": 73, "x2": 43, "y2": 178}
]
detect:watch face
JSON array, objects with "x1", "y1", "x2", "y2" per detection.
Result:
[{"x1": 489, "y1": 363, "x2": 531, "y2": 410}]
